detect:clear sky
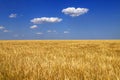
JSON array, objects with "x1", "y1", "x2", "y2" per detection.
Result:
[{"x1": 0, "y1": 0, "x2": 120, "y2": 40}]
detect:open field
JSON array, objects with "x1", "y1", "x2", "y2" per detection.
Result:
[{"x1": 0, "y1": 40, "x2": 120, "y2": 80}]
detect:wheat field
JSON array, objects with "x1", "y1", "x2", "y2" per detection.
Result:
[{"x1": 0, "y1": 40, "x2": 120, "y2": 80}]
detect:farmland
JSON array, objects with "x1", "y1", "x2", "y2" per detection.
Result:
[{"x1": 0, "y1": 40, "x2": 120, "y2": 80}]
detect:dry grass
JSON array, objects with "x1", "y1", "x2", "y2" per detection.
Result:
[{"x1": 0, "y1": 40, "x2": 120, "y2": 80}]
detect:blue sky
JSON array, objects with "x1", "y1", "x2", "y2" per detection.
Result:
[{"x1": 0, "y1": 0, "x2": 120, "y2": 40}]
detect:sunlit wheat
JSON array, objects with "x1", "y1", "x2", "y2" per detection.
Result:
[{"x1": 0, "y1": 40, "x2": 120, "y2": 80}]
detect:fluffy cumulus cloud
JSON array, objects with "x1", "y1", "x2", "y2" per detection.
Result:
[
  {"x1": 62, "y1": 7, "x2": 89, "y2": 17},
  {"x1": 31, "y1": 17, "x2": 62, "y2": 24},
  {"x1": 30, "y1": 25, "x2": 38, "y2": 29},
  {"x1": 9, "y1": 14, "x2": 17, "y2": 18}
]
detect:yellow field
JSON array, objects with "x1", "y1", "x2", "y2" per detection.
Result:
[{"x1": 0, "y1": 40, "x2": 120, "y2": 80}]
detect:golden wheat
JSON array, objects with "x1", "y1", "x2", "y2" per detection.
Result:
[{"x1": 0, "y1": 40, "x2": 120, "y2": 80}]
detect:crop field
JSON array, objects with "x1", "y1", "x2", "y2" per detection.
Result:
[{"x1": 0, "y1": 40, "x2": 120, "y2": 80}]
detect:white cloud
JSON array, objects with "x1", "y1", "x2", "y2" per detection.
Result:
[
  {"x1": 30, "y1": 25, "x2": 38, "y2": 29},
  {"x1": 64, "y1": 31, "x2": 69, "y2": 33},
  {"x1": 36, "y1": 32, "x2": 43, "y2": 35},
  {"x1": 3, "y1": 30, "x2": 9, "y2": 32},
  {"x1": 0, "y1": 26, "x2": 5, "y2": 30},
  {"x1": 9, "y1": 14, "x2": 17, "y2": 18},
  {"x1": 62, "y1": 7, "x2": 89, "y2": 17},
  {"x1": 31, "y1": 17, "x2": 62, "y2": 24}
]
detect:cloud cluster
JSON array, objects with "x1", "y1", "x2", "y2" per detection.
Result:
[
  {"x1": 0, "y1": 6, "x2": 89, "y2": 38},
  {"x1": 30, "y1": 7, "x2": 89, "y2": 32},
  {"x1": 31, "y1": 17, "x2": 62, "y2": 24},
  {"x1": 62, "y1": 7, "x2": 89, "y2": 17},
  {"x1": 9, "y1": 14, "x2": 17, "y2": 18},
  {"x1": 0, "y1": 26, "x2": 9, "y2": 32},
  {"x1": 30, "y1": 25, "x2": 38, "y2": 29}
]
